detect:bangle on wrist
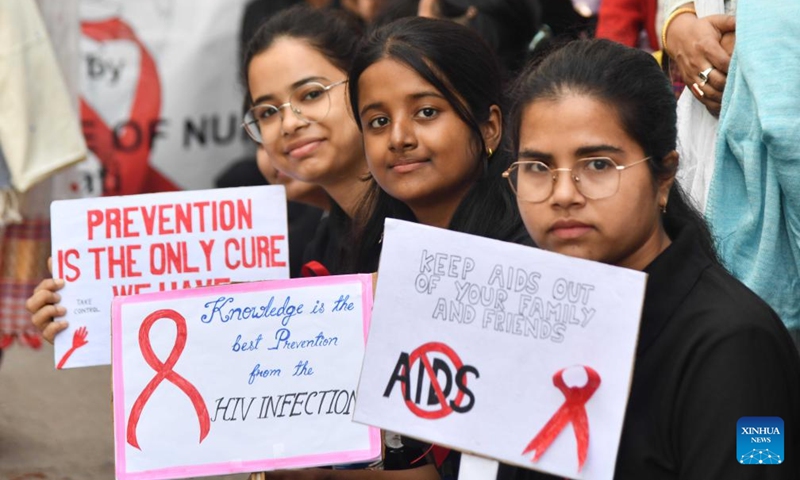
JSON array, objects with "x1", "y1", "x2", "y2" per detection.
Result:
[{"x1": 661, "y1": 7, "x2": 697, "y2": 56}]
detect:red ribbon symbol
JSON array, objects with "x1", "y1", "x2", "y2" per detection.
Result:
[
  {"x1": 523, "y1": 366, "x2": 601, "y2": 471},
  {"x1": 126, "y1": 309, "x2": 210, "y2": 450},
  {"x1": 81, "y1": 18, "x2": 178, "y2": 196}
]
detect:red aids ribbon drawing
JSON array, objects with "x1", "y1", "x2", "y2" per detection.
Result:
[
  {"x1": 56, "y1": 326, "x2": 89, "y2": 369},
  {"x1": 523, "y1": 366, "x2": 601, "y2": 471},
  {"x1": 126, "y1": 309, "x2": 210, "y2": 450}
]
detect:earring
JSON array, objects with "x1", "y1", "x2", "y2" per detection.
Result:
[
  {"x1": 487, "y1": 147, "x2": 494, "y2": 158},
  {"x1": 660, "y1": 203, "x2": 667, "y2": 214}
]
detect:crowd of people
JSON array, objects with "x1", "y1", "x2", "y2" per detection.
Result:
[{"x1": 21, "y1": 0, "x2": 800, "y2": 478}]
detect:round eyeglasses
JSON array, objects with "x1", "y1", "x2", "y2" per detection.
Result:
[
  {"x1": 502, "y1": 156, "x2": 651, "y2": 203},
  {"x1": 242, "y1": 80, "x2": 348, "y2": 145}
]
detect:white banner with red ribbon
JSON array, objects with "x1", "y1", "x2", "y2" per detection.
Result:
[
  {"x1": 112, "y1": 275, "x2": 381, "y2": 480},
  {"x1": 50, "y1": 185, "x2": 289, "y2": 369},
  {"x1": 76, "y1": 0, "x2": 252, "y2": 198},
  {"x1": 354, "y1": 219, "x2": 647, "y2": 479}
]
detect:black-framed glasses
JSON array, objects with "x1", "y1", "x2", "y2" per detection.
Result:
[
  {"x1": 502, "y1": 157, "x2": 651, "y2": 203},
  {"x1": 242, "y1": 80, "x2": 347, "y2": 145}
]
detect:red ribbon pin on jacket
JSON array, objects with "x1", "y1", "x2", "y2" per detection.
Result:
[
  {"x1": 523, "y1": 366, "x2": 601, "y2": 471},
  {"x1": 126, "y1": 309, "x2": 210, "y2": 450}
]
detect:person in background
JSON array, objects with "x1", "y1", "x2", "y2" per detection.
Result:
[
  {"x1": 661, "y1": 1, "x2": 734, "y2": 213},
  {"x1": 705, "y1": 0, "x2": 800, "y2": 350},
  {"x1": 339, "y1": 0, "x2": 388, "y2": 22},
  {"x1": 595, "y1": 0, "x2": 660, "y2": 51},
  {"x1": 417, "y1": 0, "x2": 541, "y2": 74},
  {"x1": 498, "y1": 38, "x2": 800, "y2": 479}
]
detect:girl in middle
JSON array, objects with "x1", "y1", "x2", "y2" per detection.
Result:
[{"x1": 346, "y1": 16, "x2": 532, "y2": 274}]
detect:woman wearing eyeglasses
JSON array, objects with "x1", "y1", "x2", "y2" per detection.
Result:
[
  {"x1": 25, "y1": 5, "x2": 368, "y2": 347},
  {"x1": 497, "y1": 39, "x2": 800, "y2": 479},
  {"x1": 241, "y1": 5, "x2": 370, "y2": 277}
]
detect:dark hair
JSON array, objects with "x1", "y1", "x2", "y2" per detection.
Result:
[
  {"x1": 438, "y1": 0, "x2": 541, "y2": 73},
  {"x1": 346, "y1": 17, "x2": 528, "y2": 272},
  {"x1": 508, "y1": 39, "x2": 720, "y2": 264},
  {"x1": 241, "y1": 4, "x2": 363, "y2": 101}
]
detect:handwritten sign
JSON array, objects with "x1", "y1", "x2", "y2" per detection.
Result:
[
  {"x1": 50, "y1": 186, "x2": 289, "y2": 369},
  {"x1": 112, "y1": 275, "x2": 380, "y2": 480},
  {"x1": 354, "y1": 220, "x2": 647, "y2": 479}
]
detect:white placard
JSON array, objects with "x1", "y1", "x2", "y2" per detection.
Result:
[
  {"x1": 51, "y1": 185, "x2": 289, "y2": 368},
  {"x1": 355, "y1": 219, "x2": 647, "y2": 479},
  {"x1": 112, "y1": 275, "x2": 380, "y2": 480}
]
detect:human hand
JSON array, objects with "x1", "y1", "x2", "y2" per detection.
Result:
[
  {"x1": 666, "y1": 13, "x2": 736, "y2": 117},
  {"x1": 25, "y1": 258, "x2": 68, "y2": 344}
]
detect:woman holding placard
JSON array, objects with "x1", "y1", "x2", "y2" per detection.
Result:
[
  {"x1": 345, "y1": 16, "x2": 531, "y2": 273},
  {"x1": 26, "y1": 6, "x2": 370, "y2": 343},
  {"x1": 498, "y1": 39, "x2": 800, "y2": 479}
]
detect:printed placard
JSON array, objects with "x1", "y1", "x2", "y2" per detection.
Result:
[
  {"x1": 112, "y1": 275, "x2": 380, "y2": 480},
  {"x1": 76, "y1": 0, "x2": 254, "y2": 198},
  {"x1": 354, "y1": 219, "x2": 647, "y2": 479},
  {"x1": 51, "y1": 185, "x2": 289, "y2": 369}
]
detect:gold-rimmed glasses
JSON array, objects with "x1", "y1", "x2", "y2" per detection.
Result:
[
  {"x1": 242, "y1": 80, "x2": 347, "y2": 144},
  {"x1": 503, "y1": 157, "x2": 651, "y2": 203}
]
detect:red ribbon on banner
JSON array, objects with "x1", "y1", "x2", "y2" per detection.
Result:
[
  {"x1": 81, "y1": 18, "x2": 178, "y2": 196},
  {"x1": 126, "y1": 309, "x2": 210, "y2": 450},
  {"x1": 523, "y1": 366, "x2": 601, "y2": 471}
]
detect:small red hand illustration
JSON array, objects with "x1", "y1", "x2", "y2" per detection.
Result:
[{"x1": 57, "y1": 326, "x2": 89, "y2": 369}]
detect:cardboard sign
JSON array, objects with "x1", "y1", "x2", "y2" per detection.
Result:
[
  {"x1": 51, "y1": 185, "x2": 289, "y2": 369},
  {"x1": 355, "y1": 220, "x2": 647, "y2": 479},
  {"x1": 112, "y1": 275, "x2": 380, "y2": 480}
]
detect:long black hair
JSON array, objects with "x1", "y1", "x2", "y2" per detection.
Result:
[
  {"x1": 346, "y1": 16, "x2": 528, "y2": 272},
  {"x1": 507, "y1": 39, "x2": 720, "y2": 264}
]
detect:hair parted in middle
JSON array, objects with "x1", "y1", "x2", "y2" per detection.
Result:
[{"x1": 345, "y1": 16, "x2": 529, "y2": 272}]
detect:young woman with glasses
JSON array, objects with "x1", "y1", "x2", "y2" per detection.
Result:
[
  {"x1": 25, "y1": 5, "x2": 368, "y2": 346},
  {"x1": 241, "y1": 5, "x2": 370, "y2": 276},
  {"x1": 497, "y1": 39, "x2": 800, "y2": 479}
]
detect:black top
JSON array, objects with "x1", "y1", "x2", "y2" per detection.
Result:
[
  {"x1": 496, "y1": 218, "x2": 800, "y2": 479},
  {"x1": 301, "y1": 204, "x2": 352, "y2": 275}
]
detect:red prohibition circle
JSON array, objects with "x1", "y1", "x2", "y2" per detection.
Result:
[{"x1": 402, "y1": 342, "x2": 468, "y2": 419}]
